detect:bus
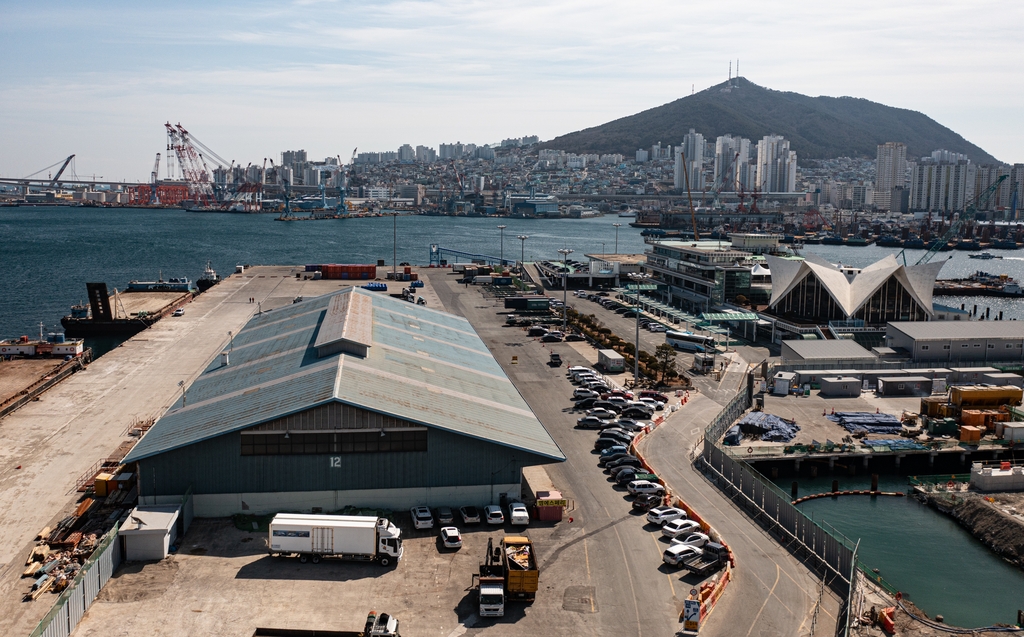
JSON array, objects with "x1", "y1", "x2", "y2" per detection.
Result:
[{"x1": 665, "y1": 330, "x2": 716, "y2": 353}]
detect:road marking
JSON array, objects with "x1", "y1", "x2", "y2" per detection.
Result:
[
  {"x1": 745, "y1": 564, "x2": 780, "y2": 637},
  {"x1": 612, "y1": 523, "x2": 644, "y2": 637},
  {"x1": 584, "y1": 536, "x2": 592, "y2": 580},
  {"x1": 666, "y1": 573, "x2": 675, "y2": 599}
]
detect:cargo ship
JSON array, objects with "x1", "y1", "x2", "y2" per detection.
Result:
[{"x1": 61, "y1": 279, "x2": 194, "y2": 337}]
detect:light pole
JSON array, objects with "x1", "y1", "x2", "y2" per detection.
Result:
[
  {"x1": 497, "y1": 224, "x2": 507, "y2": 268},
  {"x1": 628, "y1": 273, "x2": 652, "y2": 386},
  {"x1": 392, "y1": 212, "x2": 398, "y2": 277},
  {"x1": 612, "y1": 222, "x2": 622, "y2": 254},
  {"x1": 517, "y1": 235, "x2": 528, "y2": 271},
  {"x1": 557, "y1": 248, "x2": 573, "y2": 332},
  {"x1": 601, "y1": 241, "x2": 606, "y2": 255}
]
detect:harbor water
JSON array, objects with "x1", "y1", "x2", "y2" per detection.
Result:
[
  {"x1": 782, "y1": 474, "x2": 1024, "y2": 628},
  {"x1": 0, "y1": 206, "x2": 648, "y2": 342}
]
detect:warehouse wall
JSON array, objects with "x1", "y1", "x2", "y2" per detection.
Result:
[{"x1": 136, "y1": 426, "x2": 546, "y2": 499}]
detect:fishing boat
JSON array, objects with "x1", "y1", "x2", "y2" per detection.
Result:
[{"x1": 197, "y1": 261, "x2": 221, "y2": 292}]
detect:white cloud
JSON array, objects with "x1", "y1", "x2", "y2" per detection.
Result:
[{"x1": 1, "y1": 0, "x2": 1022, "y2": 179}]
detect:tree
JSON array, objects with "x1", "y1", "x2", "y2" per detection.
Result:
[{"x1": 653, "y1": 343, "x2": 679, "y2": 385}]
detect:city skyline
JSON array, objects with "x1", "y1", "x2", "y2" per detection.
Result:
[{"x1": 2, "y1": 0, "x2": 1022, "y2": 181}]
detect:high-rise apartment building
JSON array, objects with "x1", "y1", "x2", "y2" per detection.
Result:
[
  {"x1": 909, "y1": 160, "x2": 976, "y2": 213},
  {"x1": 873, "y1": 142, "x2": 908, "y2": 210},
  {"x1": 398, "y1": 144, "x2": 415, "y2": 162},
  {"x1": 635, "y1": 149, "x2": 649, "y2": 163},
  {"x1": 755, "y1": 135, "x2": 797, "y2": 193},
  {"x1": 281, "y1": 150, "x2": 307, "y2": 167},
  {"x1": 713, "y1": 135, "x2": 752, "y2": 191},
  {"x1": 415, "y1": 145, "x2": 437, "y2": 162},
  {"x1": 674, "y1": 129, "x2": 704, "y2": 190}
]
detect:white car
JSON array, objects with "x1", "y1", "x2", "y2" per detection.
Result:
[
  {"x1": 440, "y1": 526, "x2": 462, "y2": 549},
  {"x1": 672, "y1": 532, "x2": 710, "y2": 548},
  {"x1": 648, "y1": 324, "x2": 667, "y2": 332},
  {"x1": 637, "y1": 398, "x2": 665, "y2": 411},
  {"x1": 628, "y1": 480, "x2": 666, "y2": 496},
  {"x1": 508, "y1": 502, "x2": 530, "y2": 526},
  {"x1": 567, "y1": 366, "x2": 595, "y2": 376},
  {"x1": 661, "y1": 519, "x2": 701, "y2": 539},
  {"x1": 663, "y1": 543, "x2": 702, "y2": 567},
  {"x1": 484, "y1": 504, "x2": 505, "y2": 525},
  {"x1": 411, "y1": 506, "x2": 434, "y2": 530},
  {"x1": 573, "y1": 388, "x2": 600, "y2": 400},
  {"x1": 172, "y1": 308, "x2": 185, "y2": 317},
  {"x1": 646, "y1": 506, "x2": 686, "y2": 526}
]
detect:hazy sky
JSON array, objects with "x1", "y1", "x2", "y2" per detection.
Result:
[{"x1": 2, "y1": 0, "x2": 1021, "y2": 181}]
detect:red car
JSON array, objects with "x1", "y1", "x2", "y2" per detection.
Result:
[
  {"x1": 600, "y1": 390, "x2": 634, "y2": 400},
  {"x1": 640, "y1": 390, "x2": 669, "y2": 403}
]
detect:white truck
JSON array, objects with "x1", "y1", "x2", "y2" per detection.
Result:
[
  {"x1": 597, "y1": 349, "x2": 625, "y2": 373},
  {"x1": 268, "y1": 513, "x2": 403, "y2": 566}
]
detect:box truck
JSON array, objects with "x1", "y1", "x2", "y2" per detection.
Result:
[
  {"x1": 597, "y1": 349, "x2": 625, "y2": 373},
  {"x1": 268, "y1": 513, "x2": 403, "y2": 566}
]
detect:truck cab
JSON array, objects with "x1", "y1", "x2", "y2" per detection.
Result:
[
  {"x1": 549, "y1": 352, "x2": 562, "y2": 366},
  {"x1": 477, "y1": 565, "x2": 506, "y2": 617}
]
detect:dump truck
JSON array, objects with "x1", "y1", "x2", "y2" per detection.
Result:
[
  {"x1": 267, "y1": 513, "x2": 403, "y2": 566},
  {"x1": 473, "y1": 536, "x2": 539, "y2": 616},
  {"x1": 680, "y1": 542, "x2": 729, "y2": 577}
]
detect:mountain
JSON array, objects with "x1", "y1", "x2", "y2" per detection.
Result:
[{"x1": 540, "y1": 78, "x2": 999, "y2": 164}]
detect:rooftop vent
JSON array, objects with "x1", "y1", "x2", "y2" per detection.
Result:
[{"x1": 314, "y1": 291, "x2": 373, "y2": 358}]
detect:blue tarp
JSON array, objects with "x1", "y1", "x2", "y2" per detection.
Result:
[
  {"x1": 738, "y1": 412, "x2": 801, "y2": 443},
  {"x1": 827, "y1": 412, "x2": 903, "y2": 435},
  {"x1": 866, "y1": 439, "x2": 928, "y2": 451}
]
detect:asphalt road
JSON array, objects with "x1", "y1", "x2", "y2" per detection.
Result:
[
  {"x1": 430, "y1": 274, "x2": 837, "y2": 637},
  {"x1": 429, "y1": 271, "x2": 686, "y2": 636}
]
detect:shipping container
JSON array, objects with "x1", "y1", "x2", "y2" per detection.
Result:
[{"x1": 877, "y1": 376, "x2": 933, "y2": 397}]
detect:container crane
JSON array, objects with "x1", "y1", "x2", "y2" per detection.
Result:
[
  {"x1": 150, "y1": 153, "x2": 161, "y2": 204},
  {"x1": 339, "y1": 147, "x2": 356, "y2": 213}
]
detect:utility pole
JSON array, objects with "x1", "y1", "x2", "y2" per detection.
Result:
[
  {"x1": 557, "y1": 248, "x2": 574, "y2": 332},
  {"x1": 393, "y1": 212, "x2": 398, "y2": 277},
  {"x1": 612, "y1": 222, "x2": 622, "y2": 254}
]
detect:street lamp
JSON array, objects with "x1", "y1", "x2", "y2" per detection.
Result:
[
  {"x1": 497, "y1": 224, "x2": 507, "y2": 268},
  {"x1": 392, "y1": 212, "x2": 398, "y2": 277},
  {"x1": 612, "y1": 222, "x2": 622, "y2": 254},
  {"x1": 517, "y1": 235, "x2": 528, "y2": 270},
  {"x1": 628, "y1": 273, "x2": 652, "y2": 386},
  {"x1": 557, "y1": 248, "x2": 574, "y2": 332}
]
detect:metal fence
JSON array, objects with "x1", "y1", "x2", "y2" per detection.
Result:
[
  {"x1": 29, "y1": 522, "x2": 122, "y2": 637},
  {"x1": 700, "y1": 378, "x2": 858, "y2": 636}
]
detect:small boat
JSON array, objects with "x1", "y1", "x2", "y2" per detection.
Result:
[
  {"x1": 197, "y1": 260, "x2": 221, "y2": 292},
  {"x1": 845, "y1": 236, "x2": 871, "y2": 247},
  {"x1": 969, "y1": 252, "x2": 1002, "y2": 260}
]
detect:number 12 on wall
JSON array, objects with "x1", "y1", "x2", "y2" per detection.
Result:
[{"x1": 330, "y1": 457, "x2": 341, "y2": 468}]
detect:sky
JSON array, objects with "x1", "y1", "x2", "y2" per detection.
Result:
[{"x1": 1, "y1": 0, "x2": 1022, "y2": 182}]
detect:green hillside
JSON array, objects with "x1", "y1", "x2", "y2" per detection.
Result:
[{"x1": 540, "y1": 78, "x2": 998, "y2": 164}]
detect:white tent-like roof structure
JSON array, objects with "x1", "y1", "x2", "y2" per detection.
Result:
[{"x1": 765, "y1": 254, "x2": 945, "y2": 320}]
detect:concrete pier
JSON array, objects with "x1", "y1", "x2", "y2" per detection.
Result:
[{"x1": 0, "y1": 266, "x2": 436, "y2": 636}]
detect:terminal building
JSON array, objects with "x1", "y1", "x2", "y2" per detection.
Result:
[
  {"x1": 763, "y1": 254, "x2": 946, "y2": 344},
  {"x1": 124, "y1": 287, "x2": 564, "y2": 517},
  {"x1": 886, "y1": 322, "x2": 1024, "y2": 364}
]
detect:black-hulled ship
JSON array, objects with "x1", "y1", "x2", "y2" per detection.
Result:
[
  {"x1": 197, "y1": 261, "x2": 221, "y2": 292},
  {"x1": 61, "y1": 278, "x2": 194, "y2": 337}
]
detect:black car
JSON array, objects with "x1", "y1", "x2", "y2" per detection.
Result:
[
  {"x1": 613, "y1": 306, "x2": 630, "y2": 314},
  {"x1": 598, "y1": 449, "x2": 631, "y2": 464},
  {"x1": 599, "y1": 430, "x2": 634, "y2": 445},
  {"x1": 621, "y1": 406, "x2": 654, "y2": 419},
  {"x1": 540, "y1": 333, "x2": 562, "y2": 342},
  {"x1": 622, "y1": 310, "x2": 640, "y2": 318},
  {"x1": 592, "y1": 400, "x2": 623, "y2": 413},
  {"x1": 574, "y1": 397, "x2": 599, "y2": 410},
  {"x1": 565, "y1": 333, "x2": 585, "y2": 342},
  {"x1": 594, "y1": 437, "x2": 625, "y2": 451},
  {"x1": 615, "y1": 468, "x2": 642, "y2": 484},
  {"x1": 459, "y1": 505, "x2": 481, "y2": 524},
  {"x1": 527, "y1": 326, "x2": 548, "y2": 337},
  {"x1": 631, "y1": 493, "x2": 662, "y2": 511},
  {"x1": 605, "y1": 455, "x2": 640, "y2": 470}
]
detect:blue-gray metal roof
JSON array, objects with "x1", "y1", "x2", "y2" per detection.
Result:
[{"x1": 126, "y1": 288, "x2": 564, "y2": 463}]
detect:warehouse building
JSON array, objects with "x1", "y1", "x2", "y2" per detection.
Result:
[
  {"x1": 780, "y1": 339, "x2": 878, "y2": 365},
  {"x1": 886, "y1": 322, "x2": 1024, "y2": 364},
  {"x1": 124, "y1": 287, "x2": 565, "y2": 517}
]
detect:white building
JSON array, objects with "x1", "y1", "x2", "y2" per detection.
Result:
[
  {"x1": 755, "y1": 135, "x2": 797, "y2": 193},
  {"x1": 909, "y1": 160, "x2": 976, "y2": 213},
  {"x1": 415, "y1": 145, "x2": 437, "y2": 162},
  {"x1": 398, "y1": 144, "x2": 415, "y2": 162},
  {"x1": 635, "y1": 149, "x2": 649, "y2": 163},
  {"x1": 674, "y1": 129, "x2": 704, "y2": 190},
  {"x1": 714, "y1": 135, "x2": 752, "y2": 191},
  {"x1": 873, "y1": 142, "x2": 908, "y2": 210}
]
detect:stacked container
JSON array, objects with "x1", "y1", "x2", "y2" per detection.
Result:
[{"x1": 320, "y1": 264, "x2": 378, "y2": 280}]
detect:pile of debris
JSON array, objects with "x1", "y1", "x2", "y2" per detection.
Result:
[
  {"x1": 827, "y1": 412, "x2": 903, "y2": 436},
  {"x1": 21, "y1": 529, "x2": 99, "y2": 600},
  {"x1": 734, "y1": 412, "x2": 801, "y2": 443},
  {"x1": 505, "y1": 544, "x2": 532, "y2": 570}
]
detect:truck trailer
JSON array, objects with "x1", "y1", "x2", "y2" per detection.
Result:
[{"x1": 268, "y1": 513, "x2": 403, "y2": 566}]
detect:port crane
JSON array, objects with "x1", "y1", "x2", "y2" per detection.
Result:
[
  {"x1": 339, "y1": 148, "x2": 356, "y2": 213},
  {"x1": 680, "y1": 150, "x2": 699, "y2": 240},
  {"x1": 149, "y1": 153, "x2": 161, "y2": 204},
  {"x1": 899, "y1": 174, "x2": 1008, "y2": 266}
]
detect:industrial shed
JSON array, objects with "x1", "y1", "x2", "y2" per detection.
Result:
[
  {"x1": 780, "y1": 339, "x2": 878, "y2": 365},
  {"x1": 125, "y1": 287, "x2": 565, "y2": 517},
  {"x1": 877, "y1": 376, "x2": 933, "y2": 397},
  {"x1": 819, "y1": 376, "x2": 861, "y2": 398}
]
